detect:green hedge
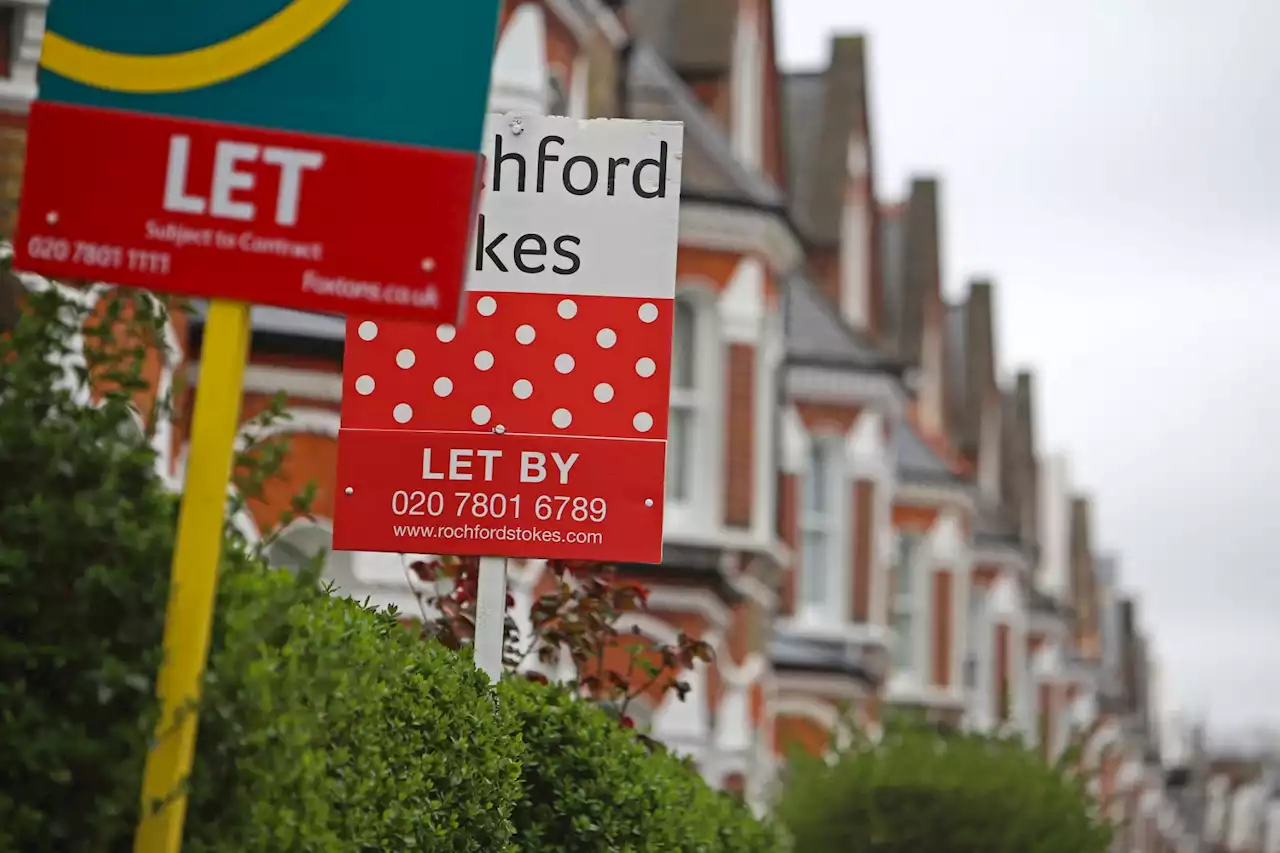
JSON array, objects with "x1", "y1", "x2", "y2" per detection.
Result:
[
  {"x1": 501, "y1": 676, "x2": 785, "y2": 853},
  {"x1": 778, "y1": 716, "x2": 1112, "y2": 853},
  {"x1": 0, "y1": 286, "x2": 521, "y2": 852},
  {"x1": 185, "y1": 551, "x2": 521, "y2": 853},
  {"x1": 0, "y1": 283, "x2": 783, "y2": 852},
  {"x1": 0, "y1": 286, "x2": 177, "y2": 850}
]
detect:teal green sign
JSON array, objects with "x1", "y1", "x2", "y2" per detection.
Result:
[{"x1": 38, "y1": 0, "x2": 502, "y2": 152}]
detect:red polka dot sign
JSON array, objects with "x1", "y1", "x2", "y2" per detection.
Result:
[
  {"x1": 334, "y1": 114, "x2": 684, "y2": 564},
  {"x1": 341, "y1": 292, "x2": 671, "y2": 439}
]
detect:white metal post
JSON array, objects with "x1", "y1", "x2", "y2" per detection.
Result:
[{"x1": 473, "y1": 555, "x2": 508, "y2": 683}]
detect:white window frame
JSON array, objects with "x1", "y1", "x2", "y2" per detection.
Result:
[
  {"x1": 664, "y1": 289, "x2": 721, "y2": 534},
  {"x1": 797, "y1": 434, "x2": 844, "y2": 625},
  {"x1": 891, "y1": 530, "x2": 925, "y2": 673},
  {"x1": 0, "y1": 2, "x2": 39, "y2": 111},
  {"x1": 666, "y1": 296, "x2": 699, "y2": 505},
  {"x1": 964, "y1": 583, "x2": 988, "y2": 695},
  {"x1": 730, "y1": 7, "x2": 763, "y2": 170}
]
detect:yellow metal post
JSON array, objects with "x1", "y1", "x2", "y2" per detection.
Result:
[{"x1": 133, "y1": 299, "x2": 252, "y2": 853}]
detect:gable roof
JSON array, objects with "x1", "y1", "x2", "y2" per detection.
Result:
[
  {"x1": 944, "y1": 300, "x2": 968, "y2": 450},
  {"x1": 780, "y1": 71, "x2": 826, "y2": 234},
  {"x1": 897, "y1": 177, "x2": 940, "y2": 367},
  {"x1": 943, "y1": 279, "x2": 999, "y2": 460},
  {"x1": 895, "y1": 418, "x2": 967, "y2": 485},
  {"x1": 625, "y1": 42, "x2": 783, "y2": 207},
  {"x1": 621, "y1": 0, "x2": 737, "y2": 74},
  {"x1": 781, "y1": 36, "x2": 872, "y2": 247},
  {"x1": 974, "y1": 508, "x2": 1021, "y2": 548},
  {"x1": 784, "y1": 271, "x2": 892, "y2": 370},
  {"x1": 999, "y1": 370, "x2": 1040, "y2": 546},
  {"x1": 878, "y1": 178, "x2": 941, "y2": 368},
  {"x1": 878, "y1": 201, "x2": 907, "y2": 351}
]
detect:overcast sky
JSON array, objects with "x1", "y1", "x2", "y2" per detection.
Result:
[{"x1": 778, "y1": 0, "x2": 1280, "y2": 739}]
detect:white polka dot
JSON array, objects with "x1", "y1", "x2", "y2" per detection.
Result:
[
  {"x1": 476, "y1": 296, "x2": 497, "y2": 316},
  {"x1": 557, "y1": 299, "x2": 578, "y2": 319},
  {"x1": 393, "y1": 403, "x2": 413, "y2": 424},
  {"x1": 594, "y1": 383, "x2": 614, "y2": 403},
  {"x1": 396, "y1": 348, "x2": 416, "y2": 369},
  {"x1": 436, "y1": 324, "x2": 456, "y2": 343},
  {"x1": 358, "y1": 320, "x2": 378, "y2": 341},
  {"x1": 554, "y1": 353, "x2": 575, "y2": 374},
  {"x1": 633, "y1": 412, "x2": 654, "y2": 433},
  {"x1": 635, "y1": 357, "x2": 656, "y2": 378},
  {"x1": 354, "y1": 375, "x2": 375, "y2": 395},
  {"x1": 515, "y1": 324, "x2": 536, "y2": 345},
  {"x1": 638, "y1": 302, "x2": 659, "y2": 323},
  {"x1": 471, "y1": 405, "x2": 492, "y2": 425},
  {"x1": 512, "y1": 379, "x2": 533, "y2": 399},
  {"x1": 596, "y1": 328, "x2": 617, "y2": 348},
  {"x1": 433, "y1": 377, "x2": 453, "y2": 397},
  {"x1": 552, "y1": 408, "x2": 573, "y2": 429},
  {"x1": 474, "y1": 350, "x2": 495, "y2": 371}
]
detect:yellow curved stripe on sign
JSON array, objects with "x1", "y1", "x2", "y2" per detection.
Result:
[{"x1": 40, "y1": 0, "x2": 351, "y2": 94}]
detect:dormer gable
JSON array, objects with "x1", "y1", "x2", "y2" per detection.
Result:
[
  {"x1": 782, "y1": 35, "x2": 881, "y2": 339},
  {"x1": 943, "y1": 280, "x2": 1003, "y2": 508},
  {"x1": 619, "y1": 0, "x2": 784, "y2": 183}
]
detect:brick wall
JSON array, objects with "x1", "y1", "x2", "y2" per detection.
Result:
[
  {"x1": 0, "y1": 113, "x2": 26, "y2": 237},
  {"x1": 851, "y1": 479, "x2": 875, "y2": 622},
  {"x1": 931, "y1": 569, "x2": 953, "y2": 688},
  {"x1": 724, "y1": 343, "x2": 755, "y2": 528}
]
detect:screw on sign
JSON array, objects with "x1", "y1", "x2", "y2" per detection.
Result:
[{"x1": 333, "y1": 114, "x2": 685, "y2": 567}]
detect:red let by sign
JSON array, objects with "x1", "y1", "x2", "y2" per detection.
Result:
[
  {"x1": 15, "y1": 104, "x2": 480, "y2": 323},
  {"x1": 333, "y1": 114, "x2": 684, "y2": 563},
  {"x1": 334, "y1": 430, "x2": 666, "y2": 562}
]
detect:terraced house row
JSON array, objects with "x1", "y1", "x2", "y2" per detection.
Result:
[{"x1": 0, "y1": 0, "x2": 1204, "y2": 843}]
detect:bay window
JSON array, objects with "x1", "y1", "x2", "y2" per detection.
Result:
[
  {"x1": 799, "y1": 438, "x2": 841, "y2": 623},
  {"x1": 966, "y1": 583, "x2": 987, "y2": 691},
  {"x1": 892, "y1": 531, "x2": 923, "y2": 670},
  {"x1": 666, "y1": 297, "x2": 697, "y2": 502}
]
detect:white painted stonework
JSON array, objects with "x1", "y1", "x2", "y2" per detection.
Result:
[
  {"x1": 718, "y1": 256, "x2": 766, "y2": 344},
  {"x1": 780, "y1": 406, "x2": 810, "y2": 474},
  {"x1": 488, "y1": 3, "x2": 549, "y2": 114},
  {"x1": 0, "y1": 2, "x2": 44, "y2": 113},
  {"x1": 729, "y1": 2, "x2": 763, "y2": 170},
  {"x1": 839, "y1": 136, "x2": 872, "y2": 333},
  {"x1": 845, "y1": 409, "x2": 891, "y2": 483}
]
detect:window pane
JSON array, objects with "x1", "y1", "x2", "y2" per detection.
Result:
[
  {"x1": 805, "y1": 442, "x2": 828, "y2": 513},
  {"x1": 801, "y1": 529, "x2": 827, "y2": 606},
  {"x1": 969, "y1": 585, "x2": 985, "y2": 622},
  {"x1": 894, "y1": 554, "x2": 912, "y2": 597},
  {"x1": 671, "y1": 299, "x2": 696, "y2": 389},
  {"x1": 893, "y1": 613, "x2": 913, "y2": 668},
  {"x1": 666, "y1": 407, "x2": 693, "y2": 500},
  {"x1": 894, "y1": 532, "x2": 920, "y2": 596}
]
